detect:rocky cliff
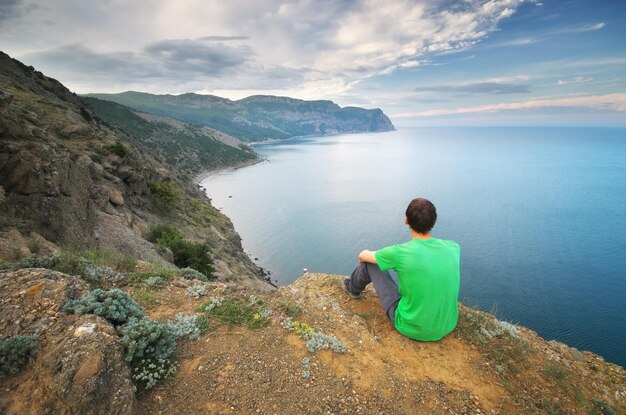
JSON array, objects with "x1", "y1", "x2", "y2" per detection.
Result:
[
  {"x1": 85, "y1": 91, "x2": 395, "y2": 141},
  {"x1": 0, "y1": 51, "x2": 266, "y2": 285},
  {"x1": 1, "y1": 269, "x2": 624, "y2": 415}
]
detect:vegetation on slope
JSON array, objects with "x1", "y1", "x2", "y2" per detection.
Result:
[
  {"x1": 83, "y1": 97, "x2": 258, "y2": 179},
  {"x1": 0, "y1": 51, "x2": 265, "y2": 283}
]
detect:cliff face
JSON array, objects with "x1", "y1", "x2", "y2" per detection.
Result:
[
  {"x1": 0, "y1": 51, "x2": 265, "y2": 284},
  {"x1": 85, "y1": 91, "x2": 396, "y2": 141},
  {"x1": 1, "y1": 270, "x2": 624, "y2": 415}
]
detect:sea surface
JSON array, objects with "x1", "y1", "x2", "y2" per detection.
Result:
[{"x1": 201, "y1": 127, "x2": 626, "y2": 367}]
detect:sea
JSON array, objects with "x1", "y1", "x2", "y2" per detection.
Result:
[{"x1": 200, "y1": 127, "x2": 626, "y2": 368}]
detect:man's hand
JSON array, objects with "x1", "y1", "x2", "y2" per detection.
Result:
[{"x1": 358, "y1": 249, "x2": 377, "y2": 264}]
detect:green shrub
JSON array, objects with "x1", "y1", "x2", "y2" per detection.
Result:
[
  {"x1": 279, "y1": 299, "x2": 302, "y2": 317},
  {"x1": 83, "y1": 249, "x2": 137, "y2": 272},
  {"x1": 118, "y1": 317, "x2": 177, "y2": 389},
  {"x1": 145, "y1": 224, "x2": 182, "y2": 247},
  {"x1": 201, "y1": 297, "x2": 271, "y2": 330},
  {"x1": 54, "y1": 249, "x2": 87, "y2": 275},
  {"x1": 149, "y1": 182, "x2": 180, "y2": 212},
  {"x1": 281, "y1": 318, "x2": 346, "y2": 353},
  {"x1": 0, "y1": 335, "x2": 38, "y2": 379},
  {"x1": 0, "y1": 254, "x2": 60, "y2": 271},
  {"x1": 166, "y1": 314, "x2": 206, "y2": 340},
  {"x1": 146, "y1": 276, "x2": 165, "y2": 289},
  {"x1": 186, "y1": 284, "x2": 208, "y2": 299},
  {"x1": 590, "y1": 399, "x2": 618, "y2": 415},
  {"x1": 108, "y1": 140, "x2": 128, "y2": 157},
  {"x1": 64, "y1": 289, "x2": 144, "y2": 326},
  {"x1": 169, "y1": 240, "x2": 213, "y2": 277},
  {"x1": 128, "y1": 263, "x2": 177, "y2": 287},
  {"x1": 180, "y1": 267, "x2": 210, "y2": 282},
  {"x1": 145, "y1": 225, "x2": 213, "y2": 278}
]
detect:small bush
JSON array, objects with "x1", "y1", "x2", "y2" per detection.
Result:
[
  {"x1": 169, "y1": 240, "x2": 214, "y2": 277},
  {"x1": 186, "y1": 284, "x2": 208, "y2": 299},
  {"x1": 108, "y1": 140, "x2": 128, "y2": 157},
  {"x1": 83, "y1": 249, "x2": 137, "y2": 272},
  {"x1": 145, "y1": 224, "x2": 182, "y2": 247},
  {"x1": 149, "y1": 182, "x2": 180, "y2": 212},
  {"x1": 279, "y1": 299, "x2": 302, "y2": 317},
  {"x1": 544, "y1": 361, "x2": 568, "y2": 388},
  {"x1": 81, "y1": 262, "x2": 125, "y2": 285},
  {"x1": 0, "y1": 254, "x2": 60, "y2": 271},
  {"x1": 306, "y1": 332, "x2": 347, "y2": 353},
  {"x1": 118, "y1": 317, "x2": 177, "y2": 390},
  {"x1": 590, "y1": 399, "x2": 618, "y2": 415},
  {"x1": 200, "y1": 297, "x2": 271, "y2": 330},
  {"x1": 145, "y1": 225, "x2": 213, "y2": 278},
  {"x1": 64, "y1": 289, "x2": 144, "y2": 326},
  {"x1": 166, "y1": 314, "x2": 206, "y2": 340},
  {"x1": 0, "y1": 335, "x2": 38, "y2": 379},
  {"x1": 146, "y1": 276, "x2": 165, "y2": 289},
  {"x1": 132, "y1": 287, "x2": 158, "y2": 307},
  {"x1": 281, "y1": 318, "x2": 347, "y2": 354},
  {"x1": 53, "y1": 249, "x2": 84, "y2": 275},
  {"x1": 180, "y1": 267, "x2": 210, "y2": 282}
]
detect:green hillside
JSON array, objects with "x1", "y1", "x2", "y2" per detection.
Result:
[
  {"x1": 83, "y1": 97, "x2": 258, "y2": 179},
  {"x1": 85, "y1": 91, "x2": 395, "y2": 141}
]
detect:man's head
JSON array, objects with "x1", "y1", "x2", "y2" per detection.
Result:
[{"x1": 405, "y1": 198, "x2": 437, "y2": 234}]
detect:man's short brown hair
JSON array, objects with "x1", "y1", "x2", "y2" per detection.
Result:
[{"x1": 405, "y1": 198, "x2": 437, "y2": 233}]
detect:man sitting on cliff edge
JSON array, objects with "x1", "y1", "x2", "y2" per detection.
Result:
[{"x1": 342, "y1": 198, "x2": 460, "y2": 341}]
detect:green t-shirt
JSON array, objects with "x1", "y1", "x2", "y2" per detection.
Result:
[{"x1": 375, "y1": 238, "x2": 460, "y2": 341}]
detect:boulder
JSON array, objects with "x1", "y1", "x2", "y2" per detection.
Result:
[
  {"x1": 0, "y1": 228, "x2": 31, "y2": 261},
  {"x1": 109, "y1": 188, "x2": 125, "y2": 206},
  {"x1": 0, "y1": 268, "x2": 136, "y2": 414}
]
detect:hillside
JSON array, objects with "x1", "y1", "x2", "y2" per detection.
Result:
[
  {"x1": 82, "y1": 97, "x2": 258, "y2": 180},
  {"x1": 1, "y1": 51, "x2": 624, "y2": 415},
  {"x1": 1, "y1": 269, "x2": 624, "y2": 415},
  {"x1": 84, "y1": 91, "x2": 395, "y2": 141},
  {"x1": 0, "y1": 51, "x2": 267, "y2": 286}
]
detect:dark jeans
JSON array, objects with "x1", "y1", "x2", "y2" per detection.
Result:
[{"x1": 348, "y1": 263, "x2": 401, "y2": 323}]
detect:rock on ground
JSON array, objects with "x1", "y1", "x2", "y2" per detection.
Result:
[{"x1": 0, "y1": 268, "x2": 136, "y2": 414}]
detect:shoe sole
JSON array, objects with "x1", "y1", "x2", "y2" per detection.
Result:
[{"x1": 341, "y1": 279, "x2": 363, "y2": 299}]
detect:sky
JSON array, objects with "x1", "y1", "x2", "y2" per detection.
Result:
[{"x1": 1, "y1": 0, "x2": 625, "y2": 126}]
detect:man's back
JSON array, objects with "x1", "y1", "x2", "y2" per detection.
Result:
[{"x1": 375, "y1": 237, "x2": 460, "y2": 341}]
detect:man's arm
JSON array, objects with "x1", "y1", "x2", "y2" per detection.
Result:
[{"x1": 358, "y1": 249, "x2": 377, "y2": 264}]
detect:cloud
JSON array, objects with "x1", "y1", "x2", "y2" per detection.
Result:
[
  {"x1": 556, "y1": 76, "x2": 593, "y2": 85},
  {"x1": 562, "y1": 22, "x2": 605, "y2": 33},
  {"x1": 414, "y1": 81, "x2": 531, "y2": 94},
  {"x1": 2, "y1": 0, "x2": 526, "y2": 96},
  {"x1": 196, "y1": 35, "x2": 249, "y2": 41},
  {"x1": 0, "y1": 0, "x2": 38, "y2": 26},
  {"x1": 486, "y1": 21, "x2": 605, "y2": 49},
  {"x1": 393, "y1": 93, "x2": 626, "y2": 117},
  {"x1": 143, "y1": 39, "x2": 253, "y2": 74}
]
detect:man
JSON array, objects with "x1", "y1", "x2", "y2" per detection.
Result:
[{"x1": 342, "y1": 198, "x2": 460, "y2": 341}]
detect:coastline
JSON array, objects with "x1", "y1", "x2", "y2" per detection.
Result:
[{"x1": 193, "y1": 157, "x2": 267, "y2": 186}]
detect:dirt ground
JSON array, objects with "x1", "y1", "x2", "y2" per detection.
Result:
[{"x1": 134, "y1": 273, "x2": 626, "y2": 415}]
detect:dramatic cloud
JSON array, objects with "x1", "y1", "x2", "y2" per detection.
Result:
[
  {"x1": 394, "y1": 93, "x2": 626, "y2": 117},
  {"x1": 0, "y1": 0, "x2": 527, "y2": 95},
  {"x1": 0, "y1": 0, "x2": 36, "y2": 26},
  {"x1": 414, "y1": 81, "x2": 531, "y2": 94}
]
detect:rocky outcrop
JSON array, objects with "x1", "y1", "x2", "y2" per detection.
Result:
[
  {"x1": 0, "y1": 51, "x2": 266, "y2": 283},
  {"x1": 0, "y1": 268, "x2": 136, "y2": 414},
  {"x1": 132, "y1": 272, "x2": 625, "y2": 415}
]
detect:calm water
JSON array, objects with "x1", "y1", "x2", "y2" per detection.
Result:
[{"x1": 201, "y1": 127, "x2": 626, "y2": 367}]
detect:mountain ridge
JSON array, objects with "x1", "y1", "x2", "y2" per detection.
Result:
[{"x1": 84, "y1": 91, "x2": 395, "y2": 141}]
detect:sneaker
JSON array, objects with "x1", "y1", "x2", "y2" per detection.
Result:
[{"x1": 341, "y1": 279, "x2": 363, "y2": 299}]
